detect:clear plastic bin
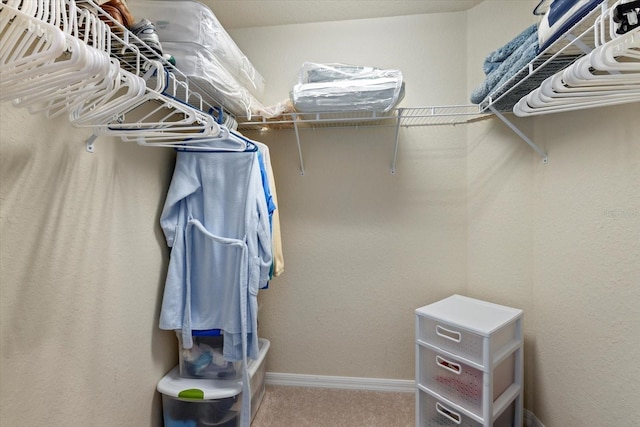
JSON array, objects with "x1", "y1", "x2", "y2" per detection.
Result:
[
  {"x1": 159, "y1": 338, "x2": 270, "y2": 427},
  {"x1": 177, "y1": 330, "x2": 241, "y2": 380}
]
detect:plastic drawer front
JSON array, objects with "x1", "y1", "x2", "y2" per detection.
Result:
[
  {"x1": 418, "y1": 346, "x2": 515, "y2": 418},
  {"x1": 417, "y1": 317, "x2": 517, "y2": 366},
  {"x1": 418, "y1": 390, "x2": 514, "y2": 427}
]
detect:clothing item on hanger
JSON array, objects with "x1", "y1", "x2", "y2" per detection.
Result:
[
  {"x1": 159, "y1": 139, "x2": 272, "y2": 427},
  {"x1": 253, "y1": 141, "x2": 285, "y2": 278},
  {"x1": 99, "y1": 0, "x2": 135, "y2": 29}
]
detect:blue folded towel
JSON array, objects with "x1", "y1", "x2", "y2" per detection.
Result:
[
  {"x1": 471, "y1": 24, "x2": 539, "y2": 104},
  {"x1": 482, "y1": 24, "x2": 538, "y2": 74}
]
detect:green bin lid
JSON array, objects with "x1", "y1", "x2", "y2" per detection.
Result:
[{"x1": 157, "y1": 366, "x2": 242, "y2": 400}]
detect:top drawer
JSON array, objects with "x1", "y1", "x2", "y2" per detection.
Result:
[
  {"x1": 417, "y1": 316, "x2": 518, "y2": 366},
  {"x1": 417, "y1": 316, "x2": 484, "y2": 364},
  {"x1": 416, "y1": 295, "x2": 522, "y2": 366}
]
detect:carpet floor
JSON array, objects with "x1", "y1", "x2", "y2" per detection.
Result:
[{"x1": 251, "y1": 385, "x2": 415, "y2": 427}]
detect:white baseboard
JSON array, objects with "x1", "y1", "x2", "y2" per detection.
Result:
[
  {"x1": 265, "y1": 372, "x2": 415, "y2": 393},
  {"x1": 524, "y1": 409, "x2": 546, "y2": 427}
]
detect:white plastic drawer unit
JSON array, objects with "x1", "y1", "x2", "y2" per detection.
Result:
[
  {"x1": 416, "y1": 297, "x2": 521, "y2": 366},
  {"x1": 418, "y1": 345, "x2": 515, "y2": 417},
  {"x1": 415, "y1": 295, "x2": 524, "y2": 427},
  {"x1": 418, "y1": 389, "x2": 514, "y2": 427}
]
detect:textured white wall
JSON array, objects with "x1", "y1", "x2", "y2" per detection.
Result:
[
  {"x1": 230, "y1": 12, "x2": 470, "y2": 380},
  {"x1": 467, "y1": 1, "x2": 640, "y2": 425},
  {"x1": 531, "y1": 106, "x2": 640, "y2": 426},
  {"x1": 466, "y1": 0, "x2": 539, "y2": 411},
  {"x1": 0, "y1": 104, "x2": 177, "y2": 426}
]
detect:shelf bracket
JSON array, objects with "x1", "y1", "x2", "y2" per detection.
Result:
[
  {"x1": 488, "y1": 106, "x2": 548, "y2": 163},
  {"x1": 85, "y1": 134, "x2": 98, "y2": 153},
  {"x1": 291, "y1": 114, "x2": 305, "y2": 176},
  {"x1": 390, "y1": 108, "x2": 403, "y2": 174}
]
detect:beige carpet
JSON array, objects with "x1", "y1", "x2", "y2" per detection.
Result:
[{"x1": 251, "y1": 385, "x2": 415, "y2": 427}]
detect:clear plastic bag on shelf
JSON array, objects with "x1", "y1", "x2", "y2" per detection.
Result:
[
  {"x1": 163, "y1": 41, "x2": 255, "y2": 118},
  {"x1": 290, "y1": 62, "x2": 405, "y2": 113},
  {"x1": 127, "y1": 0, "x2": 266, "y2": 101},
  {"x1": 164, "y1": 42, "x2": 293, "y2": 120}
]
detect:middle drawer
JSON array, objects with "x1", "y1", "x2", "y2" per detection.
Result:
[{"x1": 417, "y1": 345, "x2": 515, "y2": 417}]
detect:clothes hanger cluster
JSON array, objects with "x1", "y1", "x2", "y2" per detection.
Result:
[
  {"x1": 0, "y1": 0, "x2": 242, "y2": 150},
  {"x1": 515, "y1": 1, "x2": 640, "y2": 116}
]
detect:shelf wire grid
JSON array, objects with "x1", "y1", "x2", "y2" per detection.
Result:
[
  {"x1": 236, "y1": 105, "x2": 487, "y2": 132},
  {"x1": 480, "y1": 0, "x2": 613, "y2": 113}
]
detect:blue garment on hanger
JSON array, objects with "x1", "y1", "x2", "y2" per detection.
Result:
[
  {"x1": 256, "y1": 149, "x2": 276, "y2": 230},
  {"x1": 256, "y1": 148, "x2": 275, "y2": 289},
  {"x1": 159, "y1": 148, "x2": 272, "y2": 360},
  {"x1": 159, "y1": 147, "x2": 272, "y2": 427}
]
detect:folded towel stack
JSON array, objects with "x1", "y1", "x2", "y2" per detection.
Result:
[{"x1": 470, "y1": 24, "x2": 539, "y2": 105}]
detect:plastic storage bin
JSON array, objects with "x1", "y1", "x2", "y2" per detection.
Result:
[
  {"x1": 415, "y1": 295, "x2": 524, "y2": 427},
  {"x1": 176, "y1": 330, "x2": 241, "y2": 380},
  {"x1": 159, "y1": 338, "x2": 270, "y2": 427}
]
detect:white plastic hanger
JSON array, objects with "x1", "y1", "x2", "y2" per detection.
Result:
[
  {"x1": 0, "y1": 6, "x2": 67, "y2": 91},
  {"x1": 20, "y1": 8, "x2": 116, "y2": 117},
  {"x1": 514, "y1": 22, "x2": 640, "y2": 116},
  {"x1": 1, "y1": 7, "x2": 103, "y2": 101},
  {"x1": 69, "y1": 65, "x2": 148, "y2": 125},
  {"x1": 1, "y1": 0, "x2": 226, "y2": 149},
  {"x1": 132, "y1": 125, "x2": 250, "y2": 152}
]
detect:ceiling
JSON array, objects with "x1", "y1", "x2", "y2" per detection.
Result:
[{"x1": 199, "y1": 0, "x2": 485, "y2": 29}]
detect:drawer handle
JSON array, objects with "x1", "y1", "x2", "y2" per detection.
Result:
[
  {"x1": 436, "y1": 402, "x2": 461, "y2": 424},
  {"x1": 435, "y1": 325, "x2": 462, "y2": 343},
  {"x1": 436, "y1": 355, "x2": 461, "y2": 375}
]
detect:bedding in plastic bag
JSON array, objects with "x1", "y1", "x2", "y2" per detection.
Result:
[
  {"x1": 128, "y1": 0, "x2": 266, "y2": 101},
  {"x1": 290, "y1": 62, "x2": 405, "y2": 113},
  {"x1": 163, "y1": 42, "x2": 292, "y2": 120}
]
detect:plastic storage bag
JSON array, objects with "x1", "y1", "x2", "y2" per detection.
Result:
[
  {"x1": 128, "y1": 0, "x2": 266, "y2": 101},
  {"x1": 290, "y1": 62, "x2": 405, "y2": 113}
]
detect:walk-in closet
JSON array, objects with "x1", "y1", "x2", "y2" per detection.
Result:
[{"x1": 1, "y1": 1, "x2": 638, "y2": 426}]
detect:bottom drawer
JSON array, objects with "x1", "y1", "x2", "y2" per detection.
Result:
[{"x1": 418, "y1": 389, "x2": 514, "y2": 427}]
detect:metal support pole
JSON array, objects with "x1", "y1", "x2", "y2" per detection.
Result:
[
  {"x1": 390, "y1": 108, "x2": 402, "y2": 174},
  {"x1": 291, "y1": 114, "x2": 305, "y2": 176},
  {"x1": 488, "y1": 106, "x2": 548, "y2": 163}
]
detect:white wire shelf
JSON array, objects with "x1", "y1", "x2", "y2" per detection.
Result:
[
  {"x1": 236, "y1": 105, "x2": 488, "y2": 176},
  {"x1": 61, "y1": 0, "x2": 627, "y2": 168},
  {"x1": 479, "y1": 0, "x2": 616, "y2": 113},
  {"x1": 236, "y1": 105, "x2": 486, "y2": 132}
]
